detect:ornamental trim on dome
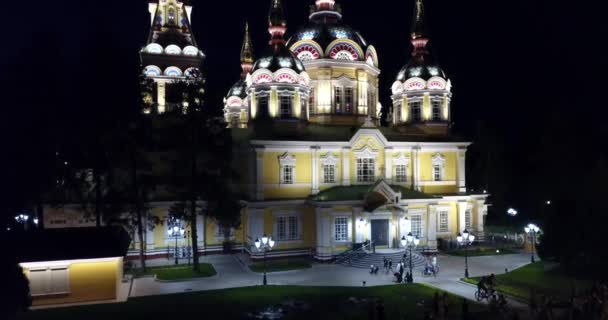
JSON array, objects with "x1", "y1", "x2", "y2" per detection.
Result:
[
  {"x1": 325, "y1": 39, "x2": 364, "y2": 61},
  {"x1": 226, "y1": 96, "x2": 243, "y2": 107},
  {"x1": 392, "y1": 76, "x2": 450, "y2": 95},
  {"x1": 290, "y1": 40, "x2": 323, "y2": 62},
  {"x1": 250, "y1": 68, "x2": 310, "y2": 86},
  {"x1": 144, "y1": 65, "x2": 162, "y2": 77},
  {"x1": 365, "y1": 46, "x2": 379, "y2": 67},
  {"x1": 164, "y1": 66, "x2": 183, "y2": 77}
]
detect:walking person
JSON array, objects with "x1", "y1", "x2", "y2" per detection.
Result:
[
  {"x1": 383, "y1": 256, "x2": 388, "y2": 273},
  {"x1": 388, "y1": 260, "x2": 393, "y2": 272},
  {"x1": 432, "y1": 255, "x2": 438, "y2": 276}
]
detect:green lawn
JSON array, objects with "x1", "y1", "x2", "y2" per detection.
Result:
[
  {"x1": 18, "y1": 285, "x2": 497, "y2": 320},
  {"x1": 463, "y1": 262, "x2": 593, "y2": 302},
  {"x1": 445, "y1": 247, "x2": 517, "y2": 257},
  {"x1": 141, "y1": 264, "x2": 216, "y2": 281},
  {"x1": 249, "y1": 259, "x2": 312, "y2": 273}
]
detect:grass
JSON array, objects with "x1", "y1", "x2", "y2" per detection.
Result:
[
  {"x1": 444, "y1": 247, "x2": 517, "y2": 257},
  {"x1": 141, "y1": 264, "x2": 216, "y2": 281},
  {"x1": 18, "y1": 285, "x2": 497, "y2": 320},
  {"x1": 462, "y1": 262, "x2": 593, "y2": 302},
  {"x1": 249, "y1": 258, "x2": 312, "y2": 273}
]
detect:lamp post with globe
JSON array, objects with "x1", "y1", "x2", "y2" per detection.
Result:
[
  {"x1": 401, "y1": 232, "x2": 420, "y2": 283},
  {"x1": 524, "y1": 223, "x2": 540, "y2": 263},
  {"x1": 167, "y1": 219, "x2": 185, "y2": 265},
  {"x1": 457, "y1": 230, "x2": 475, "y2": 278},
  {"x1": 255, "y1": 235, "x2": 275, "y2": 286}
]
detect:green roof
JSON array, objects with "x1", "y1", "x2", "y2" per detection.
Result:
[
  {"x1": 231, "y1": 125, "x2": 467, "y2": 143},
  {"x1": 311, "y1": 184, "x2": 437, "y2": 202}
]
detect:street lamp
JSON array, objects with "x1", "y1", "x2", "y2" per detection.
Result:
[
  {"x1": 255, "y1": 234, "x2": 275, "y2": 286},
  {"x1": 401, "y1": 232, "x2": 420, "y2": 283},
  {"x1": 457, "y1": 229, "x2": 475, "y2": 278},
  {"x1": 15, "y1": 214, "x2": 30, "y2": 230},
  {"x1": 507, "y1": 208, "x2": 518, "y2": 217},
  {"x1": 524, "y1": 223, "x2": 540, "y2": 263},
  {"x1": 167, "y1": 219, "x2": 185, "y2": 265}
]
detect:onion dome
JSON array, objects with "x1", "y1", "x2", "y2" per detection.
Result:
[
  {"x1": 288, "y1": 0, "x2": 377, "y2": 65},
  {"x1": 395, "y1": 0, "x2": 446, "y2": 83},
  {"x1": 250, "y1": 0, "x2": 308, "y2": 81}
]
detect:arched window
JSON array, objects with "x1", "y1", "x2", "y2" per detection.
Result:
[{"x1": 167, "y1": 7, "x2": 176, "y2": 25}]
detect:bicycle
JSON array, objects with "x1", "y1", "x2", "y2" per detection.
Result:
[{"x1": 475, "y1": 287, "x2": 496, "y2": 302}]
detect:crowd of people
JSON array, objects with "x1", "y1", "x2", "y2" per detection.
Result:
[{"x1": 369, "y1": 254, "x2": 438, "y2": 283}]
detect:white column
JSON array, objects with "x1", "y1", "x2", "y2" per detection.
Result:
[
  {"x1": 145, "y1": 212, "x2": 154, "y2": 251},
  {"x1": 457, "y1": 147, "x2": 467, "y2": 193},
  {"x1": 385, "y1": 147, "x2": 393, "y2": 182},
  {"x1": 353, "y1": 207, "x2": 364, "y2": 243},
  {"x1": 458, "y1": 201, "x2": 468, "y2": 233},
  {"x1": 157, "y1": 81, "x2": 166, "y2": 114},
  {"x1": 342, "y1": 147, "x2": 351, "y2": 186},
  {"x1": 476, "y1": 200, "x2": 486, "y2": 235},
  {"x1": 413, "y1": 147, "x2": 421, "y2": 191},
  {"x1": 427, "y1": 205, "x2": 438, "y2": 250},
  {"x1": 312, "y1": 146, "x2": 320, "y2": 195},
  {"x1": 315, "y1": 209, "x2": 332, "y2": 260},
  {"x1": 255, "y1": 147, "x2": 265, "y2": 200},
  {"x1": 196, "y1": 213, "x2": 205, "y2": 249}
]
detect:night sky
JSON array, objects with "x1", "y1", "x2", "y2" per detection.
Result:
[{"x1": 1, "y1": 0, "x2": 606, "y2": 221}]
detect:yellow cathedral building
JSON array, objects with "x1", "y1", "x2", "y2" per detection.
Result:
[{"x1": 45, "y1": 0, "x2": 489, "y2": 261}]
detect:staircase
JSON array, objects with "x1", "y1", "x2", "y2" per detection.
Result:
[{"x1": 337, "y1": 250, "x2": 427, "y2": 269}]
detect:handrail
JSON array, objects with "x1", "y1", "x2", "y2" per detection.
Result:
[{"x1": 334, "y1": 241, "x2": 374, "y2": 265}]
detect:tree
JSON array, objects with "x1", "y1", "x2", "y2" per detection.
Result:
[{"x1": 0, "y1": 245, "x2": 30, "y2": 319}]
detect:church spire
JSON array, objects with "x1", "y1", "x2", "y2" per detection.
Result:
[
  {"x1": 240, "y1": 21, "x2": 254, "y2": 78},
  {"x1": 410, "y1": 0, "x2": 429, "y2": 57},
  {"x1": 268, "y1": 0, "x2": 287, "y2": 47}
]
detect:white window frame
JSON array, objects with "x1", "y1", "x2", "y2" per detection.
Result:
[
  {"x1": 273, "y1": 213, "x2": 302, "y2": 241},
  {"x1": 323, "y1": 164, "x2": 336, "y2": 184},
  {"x1": 393, "y1": 153, "x2": 410, "y2": 184},
  {"x1": 465, "y1": 209, "x2": 472, "y2": 230},
  {"x1": 334, "y1": 216, "x2": 349, "y2": 242},
  {"x1": 354, "y1": 147, "x2": 378, "y2": 184},
  {"x1": 320, "y1": 153, "x2": 339, "y2": 184},
  {"x1": 438, "y1": 210, "x2": 449, "y2": 233},
  {"x1": 411, "y1": 214, "x2": 424, "y2": 239},
  {"x1": 28, "y1": 267, "x2": 70, "y2": 296},
  {"x1": 431, "y1": 153, "x2": 446, "y2": 182},
  {"x1": 279, "y1": 153, "x2": 296, "y2": 185},
  {"x1": 345, "y1": 87, "x2": 354, "y2": 114}
]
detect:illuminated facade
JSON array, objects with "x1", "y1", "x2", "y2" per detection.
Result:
[
  {"x1": 224, "y1": 23, "x2": 254, "y2": 128},
  {"x1": 140, "y1": 0, "x2": 205, "y2": 114},
  {"x1": 288, "y1": 0, "x2": 381, "y2": 126},
  {"x1": 44, "y1": 0, "x2": 488, "y2": 261},
  {"x1": 389, "y1": 0, "x2": 451, "y2": 136}
]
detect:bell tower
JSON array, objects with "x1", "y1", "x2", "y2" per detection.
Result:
[{"x1": 140, "y1": 0, "x2": 205, "y2": 114}]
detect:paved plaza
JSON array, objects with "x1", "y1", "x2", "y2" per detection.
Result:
[{"x1": 130, "y1": 253, "x2": 532, "y2": 307}]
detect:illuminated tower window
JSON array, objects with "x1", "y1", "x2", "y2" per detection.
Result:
[
  {"x1": 258, "y1": 96, "x2": 269, "y2": 117},
  {"x1": 309, "y1": 90, "x2": 315, "y2": 115},
  {"x1": 411, "y1": 101, "x2": 422, "y2": 122},
  {"x1": 433, "y1": 164, "x2": 442, "y2": 181},
  {"x1": 168, "y1": 8, "x2": 176, "y2": 25},
  {"x1": 280, "y1": 95, "x2": 292, "y2": 118},
  {"x1": 432, "y1": 100, "x2": 442, "y2": 121},
  {"x1": 345, "y1": 87, "x2": 354, "y2": 114},
  {"x1": 334, "y1": 87, "x2": 343, "y2": 113}
]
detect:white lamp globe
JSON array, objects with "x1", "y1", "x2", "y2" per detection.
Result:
[
  {"x1": 463, "y1": 230, "x2": 469, "y2": 240},
  {"x1": 173, "y1": 226, "x2": 179, "y2": 233},
  {"x1": 262, "y1": 235, "x2": 269, "y2": 245},
  {"x1": 524, "y1": 226, "x2": 531, "y2": 233},
  {"x1": 167, "y1": 229, "x2": 173, "y2": 236},
  {"x1": 255, "y1": 238, "x2": 261, "y2": 249},
  {"x1": 414, "y1": 237, "x2": 420, "y2": 246},
  {"x1": 407, "y1": 232, "x2": 413, "y2": 243},
  {"x1": 469, "y1": 234, "x2": 475, "y2": 243},
  {"x1": 457, "y1": 233, "x2": 463, "y2": 243},
  {"x1": 400, "y1": 236, "x2": 407, "y2": 247},
  {"x1": 269, "y1": 238, "x2": 275, "y2": 248}
]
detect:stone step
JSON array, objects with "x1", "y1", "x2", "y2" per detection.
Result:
[{"x1": 339, "y1": 251, "x2": 428, "y2": 269}]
